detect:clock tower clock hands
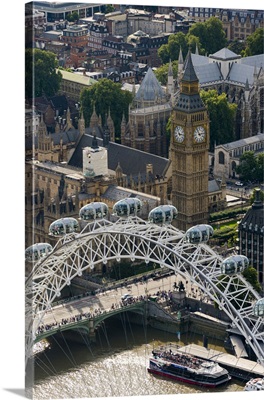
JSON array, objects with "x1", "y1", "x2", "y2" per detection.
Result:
[
  {"x1": 174, "y1": 125, "x2": 185, "y2": 143},
  {"x1": 194, "y1": 126, "x2": 206, "y2": 143}
]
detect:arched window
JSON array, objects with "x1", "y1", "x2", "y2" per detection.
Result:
[
  {"x1": 218, "y1": 151, "x2": 225, "y2": 164},
  {"x1": 232, "y1": 161, "x2": 237, "y2": 172}
]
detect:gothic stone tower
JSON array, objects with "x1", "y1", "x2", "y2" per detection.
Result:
[
  {"x1": 170, "y1": 51, "x2": 210, "y2": 232},
  {"x1": 121, "y1": 67, "x2": 170, "y2": 157}
]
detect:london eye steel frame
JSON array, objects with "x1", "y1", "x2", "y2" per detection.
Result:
[{"x1": 25, "y1": 216, "x2": 264, "y2": 368}]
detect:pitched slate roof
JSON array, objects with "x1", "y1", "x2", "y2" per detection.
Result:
[
  {"x1": 227, "y1": 63, "x2": 256, "y2": 85},
  {"x1": 189, "y1": 48, "x2": 263, "y2": 87},
  {"x1": 182, "y1": 50, "x2": 199, "y2": 82},
  {"x1": 195, "y1": 63, "x2": 223, "y2": 84},
  {"x1": 68, "y1": 134, "x2": 170, "y2": 179},
  {"x1": 49, "y1": 95, "x2": 69, "y2": 113},
  {"x1": 208, "y1": 179, "x2": 221, "y2": 193},
  {"x1": 217, "y1": 133, "x2": 264, "y2": 151},
  {"x1": 100, "y1": 185, "x2": 159, "y2": 210},
  {"x1": 240, "y1": 54, "x2": 264, "y2": 68},
  {"x1": 107, "y1": 141, "x2": 170, "y2": 177},
  {"x1": 57, "y1": 69, "x2": 97, "y2": 86},
  {"x1": 174, "y1": 92, "x2": 206, "y2": 113},
  {"x1": 191, "y1": 53, "x2": 209, "y2": 66},
  {"x1": 210, "y1": 48, "x2": 239, "y2": 60},
  {"x1": 25, "y1": 128, "x2": 81, "y2": 151},
  {"x1": 175, "y1": 51, "x2": 206, "y2": 113},
  {"x1": 134, "y1": 67, "x2": 166, "y2": 102}
]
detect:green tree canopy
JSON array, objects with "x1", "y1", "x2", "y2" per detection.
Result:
[
  {"x1": 242, "y1": 28, "x2": 264, "y2": 56},
  {"x1": 227, "y1": 39, "x2": 246, "y2": 55},
  {"x1": 80, "y1": 78, "x2": 133, "y2": 140},
  {"x1": 242, "y1": 266, "x2": 261, "y2": 293},
  {"x1": 154, "y1": 61, "x2": 178, "y2": 86},
  {"x1": 66, "y1": 11, "x2": 79, "y2": 22},
  {"x1": 158, "y1": 32, "x2": 189, "y2": 64},
  {"x1": 236, "y1": 152, "x2": 264, "y2": 183},
  {"x1": 188, "y1": 17, "x2": 227, "y2": 55},
  {"x1": 158, "y1": 44, "x2": 171, "y2": 65},
  {"x1": 158, "y1": 17, "x2": 227, "y2": 64},
  {"x1": 200, "y1": 90, "x2": 237, "y2": 151},
  {"x1": 249, "y1": 188, "x2": 264, "y2": 204},
  {"x1": 25, "y1": 49, "x2": 62, "y2": 99},
  {"x1": 105, "y1": 4, "x2": 115, "y2": 13}
]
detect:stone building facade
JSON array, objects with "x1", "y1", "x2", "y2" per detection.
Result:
[
  {"x1": 121, "y1": 67, "x2": 171, "y2": 157},
  {"x1": 57, "y1": 69, "x2": 97, "y2": 102},
  {"x1": 238, "y1": 189, "x2": 264, "y2": 289},
  {"x1": 213, "y1": 134, "x2": 264, "y2": 180}
]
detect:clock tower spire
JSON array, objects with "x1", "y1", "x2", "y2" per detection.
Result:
[{"x1": 170, "y1": 50, "x2": 210, "y2": 231}]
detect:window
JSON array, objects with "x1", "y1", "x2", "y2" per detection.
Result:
[{"x1": 218, "y1": 151, "x2": 225, "y2": 164}]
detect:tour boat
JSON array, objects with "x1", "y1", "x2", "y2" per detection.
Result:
[{"x1": 147, "y1": 346, "x2": 231, "y2": 388}]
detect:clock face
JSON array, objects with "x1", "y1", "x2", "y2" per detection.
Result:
[
  {"x1": 194, "y1": 126, "x2": 206, "y2": 143},
  {"x1": 174, "y1": 126, "x2": 185, "y2": 143}
]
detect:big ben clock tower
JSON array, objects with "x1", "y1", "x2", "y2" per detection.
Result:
[{"x1": 171, "y1": 51, "x2": 210, "y2": 232}]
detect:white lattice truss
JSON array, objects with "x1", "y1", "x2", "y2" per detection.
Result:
[{"x1": 25, "y1": 216, "x2": 264, "y2": 367}]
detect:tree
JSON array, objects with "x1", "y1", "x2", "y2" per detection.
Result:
[
  {"x1": 256, "y1": 153, "x2": 264, "y2": 182},
  {"x1": 80, "y1": 79, "x2": 133, "y2": 140},
  {"x1": 200, "y1": 90, "x2": 237, "y2": 151},
  {"x1": 25, "y1": 49, "x2": 62, "y2": 99},
  {"x1": 242, "y1": 28, "x2": 264, "y2": 56},
  {"x1": 105, "y1": 4, "x2": 115, "y2": 13},
  {"x1": 158, "y1": 32, "x2": 189, "y2": 64},
  {"x1": 154, "y1": 61, "x2": 178, "y2": 86},
  {"x1": 158, "y1": 44, "x2": 171, "y2": 64},
  {"x1": 227, "y1": 39, "x2": 246, "y2": 55},
  {"x1": 236, "y1": 152, "x2": 264, "y2": 183},
  {"x1": 66, "y1": 11, "x2": 79, "y2": 22},
  {"x1": 242, "y1": 266, "x2": 261, "y2": 293},
  {"x1": 158, "y1": 17, "x2": 226, "y2": 64},
  {"x1": 187, "y1": 34, "x2": 203, "y2": 54},
  {"x1": 188, "y1": 17, "x2": 227, "y2": 55},
  {"x1": 249, "y1": 188, "x2": 264, "y2": 204}
]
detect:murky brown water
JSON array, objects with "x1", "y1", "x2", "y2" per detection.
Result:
[{"x1": 31, "y1": 318, "x2": 244, "y2": 399}]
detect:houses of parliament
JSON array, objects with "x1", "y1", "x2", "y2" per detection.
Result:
[{"x1": 25, "y1": 46, "x2": 264, "y2": 252}]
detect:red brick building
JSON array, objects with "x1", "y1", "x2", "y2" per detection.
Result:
[{"x1": 61, "y1": 25, "x2": 88, "y2": 48}]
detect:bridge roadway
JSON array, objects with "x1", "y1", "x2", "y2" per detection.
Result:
[{"x1": 37, "y1": 273, "x2": 204, "y2": 332}]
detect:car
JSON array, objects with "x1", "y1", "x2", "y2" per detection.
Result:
[{"x1": 235, "y1": 181, "x2": 244, "y2": 186}]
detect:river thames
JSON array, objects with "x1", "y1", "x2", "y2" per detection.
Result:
[{"x1": 32, "y1": 318, "x2": 246, "y2": 400}]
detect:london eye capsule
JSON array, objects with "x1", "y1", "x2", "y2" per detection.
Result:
[
  {"x1": 253, "y1": 298, "x2": 264, "y2": 317},
  {"x1": 113, "y1": 197, "x2": 142, "y2": 217},
  {"x1": 185, "y1": 224, "x2": 214, "y2": 244},
  {"x1": 148, "y1": 205, "x2": 178, "y2": 224},
  {"x1": 220, "y1": 255, "x2": 249, "y2": 275},
  {"x1": 49, "y1": 217, "x2": 79, "y2": 236},
  {"x1": 25, "y1": 243, "x2": 53, "y2": 262},
  {"x1": 79, "y1": 202, "x2": 108, "y2": 220}
]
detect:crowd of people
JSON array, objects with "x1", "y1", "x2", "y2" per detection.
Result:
[
  {"x1": 36, "y1": 277, "x2": 213, "y2": 337},
  {"x1": 36, "y1": 289, "x2": 177, "y2": 336}
]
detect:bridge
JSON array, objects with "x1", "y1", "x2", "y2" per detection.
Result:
[
  {"x1": 35, "y1": 300, "x2": 147, "y2": 344},
  {"x1": 25, "y1": 215, "x2": 264, "y2": 368},
  {"x1": 33, "y1": 270, "x2": 189, "y2": 346}
]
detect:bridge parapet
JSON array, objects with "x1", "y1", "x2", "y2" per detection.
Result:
[{"x1": 35, "y1": 301, "x2": 147, "y2": 344}]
